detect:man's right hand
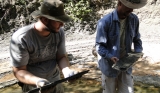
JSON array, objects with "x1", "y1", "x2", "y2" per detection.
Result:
[
  {"x1": 111, "y1": 57, "x2": 119, "y2": 63},
  {"x1": 36, "y1": 79, "x2": 50, "y2": 88},
  {"x1": 36, "y1": 79, "x2": 56, "y2": 93}
]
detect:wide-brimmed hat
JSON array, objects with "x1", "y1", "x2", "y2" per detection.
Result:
[
  {"x1": 31, "y1": 0, "x2": 72, "y2": 23},
  {"x1": 120, "y1": 0, "x2": 148, "y2": 9}
]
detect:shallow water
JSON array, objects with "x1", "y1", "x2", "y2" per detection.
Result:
[{"x1": 0, "y1": 78, "x2": 160, "y2": 93}]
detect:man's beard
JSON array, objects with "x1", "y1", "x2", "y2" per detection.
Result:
[
  {"x1": 47, "y1": 27, "x2": 57, "y2": 33},
  {"x1": 45, "y1": 24, "x2": 58, "y2": 33}
]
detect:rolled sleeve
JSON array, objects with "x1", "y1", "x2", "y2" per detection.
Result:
[{"x1": 96, "y1": 20, "x2": 113, "y2": 60}]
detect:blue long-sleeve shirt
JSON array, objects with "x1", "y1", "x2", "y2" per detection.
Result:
[{"x1": 95, "y1": 9, "x2": 143, "y2": 77}]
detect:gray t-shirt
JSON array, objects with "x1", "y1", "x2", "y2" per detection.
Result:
[
  {"x1": 119, "y1": 18, "x2": 126, "y2": 58},
  {"x1": 10, "y1": 23, "x2": 66, "y2": 79}
]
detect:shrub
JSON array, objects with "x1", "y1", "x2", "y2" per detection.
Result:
[{"x1": 64, "y1": 0, "x2": 93, "y2": 22}]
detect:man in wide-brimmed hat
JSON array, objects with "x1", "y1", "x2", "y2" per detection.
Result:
[
  {"x1": 10, "y1": 0, "x2": 76, "y2": 92},
  {"x1": 95, "y1": 0, "x2": 147, "y2": 93}
]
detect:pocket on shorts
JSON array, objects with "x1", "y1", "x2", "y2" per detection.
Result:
[{"x1": 101, "y1": 74, "x2": 106, "y2": 90}]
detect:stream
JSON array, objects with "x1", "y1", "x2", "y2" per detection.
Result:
[{"x1": 0, "y1": 78, "x2": 160, "y2": 93}]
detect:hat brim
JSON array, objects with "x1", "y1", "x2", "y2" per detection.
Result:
[
  {"x1": 120, "y1": 0, "x2": 147, "y2": 9},
  {"x1": 31, "y1": 11, "x2": 72, "y2": 23}
]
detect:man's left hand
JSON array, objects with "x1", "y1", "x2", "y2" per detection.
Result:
[{"x1": 62, "y1": 67, "x2": 78, "y2": 82}]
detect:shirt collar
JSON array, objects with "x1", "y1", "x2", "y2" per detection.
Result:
[{"x1": 113, "y1": 9, "x2": 119, "y2": 21}]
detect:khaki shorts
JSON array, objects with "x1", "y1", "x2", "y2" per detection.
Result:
[{"x1": 101, "y1": 72, "x2": 134, "y2": 93}]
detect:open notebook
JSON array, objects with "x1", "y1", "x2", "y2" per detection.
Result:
[{"x1": 112, "y1": 52, "x2": 143, "y2": 71}]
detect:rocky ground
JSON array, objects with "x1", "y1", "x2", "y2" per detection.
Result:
[{"x1": 0, "y1": 0, "x2": 160, "y2": 90}]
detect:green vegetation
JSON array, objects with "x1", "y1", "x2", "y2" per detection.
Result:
[
  {"x1": 15, "y1": 0, "x2": 26, "y2": 5},
  {"x1": 64, "y1": 0, "x2": 93, "y2": 22}
]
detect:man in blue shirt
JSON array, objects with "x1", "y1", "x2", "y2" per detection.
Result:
[{"x1": 95, "y1": 0, "x2": 147, "y2": 93}]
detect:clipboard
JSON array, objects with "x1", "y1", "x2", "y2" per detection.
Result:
[{"x1": 27, "y1": 70, "x2": 89, "y2": 93}]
